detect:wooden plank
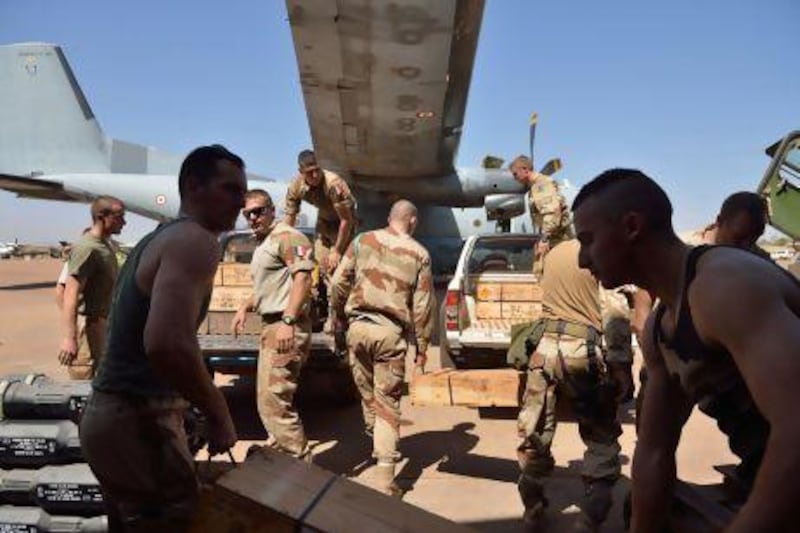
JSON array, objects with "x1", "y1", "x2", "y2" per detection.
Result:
[
  {"x1": 502, "y1": 302, "x2": 541, "y2": 320},
  {"x1": 449, "y1": 369, "x2": 521, "y2": 407},
  {"x1": 207, "y1": 311, "x2": 261, "y2": 335},
  {"x1": 474, "y1": 283, "x2": 501, "y2": 301},
  {"x1": 409, "y1": 370, "x2": 455, "y2": 406},
  {"x1": 190, "y1": 448, "x2": 473, "y2": 533},
  {"x1": 213, "y1": 267, "x2": 223, "y2": 286},
  {"x1": 190, "y1": 449, "x2": 334, "y2": 533},
  {"x1": 475, "y1": 301, "x2": 502, "y2": 320},
  {"x1": 209, "y1": 287, "x2": 252, "y2": 312},
  {"x1": 221, "y1": 263, "x2": 253, "y2": 287},
  {"x1": 410, "y1": 369, "x2": 522, "y2": 408}
]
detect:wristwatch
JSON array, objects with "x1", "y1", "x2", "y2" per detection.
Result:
[{"x1": 281, "y1": 315, "x2": 297, "y2": 326}]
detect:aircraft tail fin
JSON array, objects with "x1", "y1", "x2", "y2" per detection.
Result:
[
  {"x1": 0, "y1": 43, "x2": 111, "y2": 177},
  {"x1": 0, "y1": 43, "x2": 182, "y2": 179}
]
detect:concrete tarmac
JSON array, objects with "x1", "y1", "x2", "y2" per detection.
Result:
[{"x1": 0, "y1": 258, "x2": 736, "y2": 531}]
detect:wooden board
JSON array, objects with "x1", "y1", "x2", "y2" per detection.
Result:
[
  {"x1": 221, "y1": 263, "x2": 253, "y2": 287},
  {"x1": 474, "y1": 283, "x2": 501, "y2": 301},
  {"x1": 475, "y1": 301, "x2": 502, "y2": 320},
  {"x1": 213, "y1": 268, "x2": 223, "y2": 286},
  {"x1": 209, "y1": 287, "x2": 252, "y2": 312},
  {"x1": 501, "y1": 283, "x2": 541, "y2": 302},
  {"x1": 502, "y1": 302, "x2": 541, "y2": 320},
  {"x1": 207, "y1": 311, "x2": 262, "y2": 336},
  {"x1": 190, "y1": 448, "x2": 472, "y2": 533},
  {"x1": 411, "y1": 369, "x2": 522, "y2": 408}
]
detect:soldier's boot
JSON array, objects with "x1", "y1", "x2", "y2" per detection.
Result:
[
  {"x1": 575, "y1": 478, "x2": 614, "y2": 532},
  {"x1": 374, "y1": 462, "x2": 401, "y2": 497},
  {"x1": 518, "y1": 472, "x2": 548, "y2": 533}
]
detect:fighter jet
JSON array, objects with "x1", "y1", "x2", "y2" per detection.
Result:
[{"x1": 0, "y1": 1, "x2": 563, "y2": 274}]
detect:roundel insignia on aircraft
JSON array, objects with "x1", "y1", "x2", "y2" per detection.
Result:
[{"x1": 155, "y1": 194, "x2": 167, "y2": 205}]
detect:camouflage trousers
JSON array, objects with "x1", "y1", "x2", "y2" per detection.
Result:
[
  {"x1": 517, "y1": 332, "x2": 622, "y2": 514},
  {"x1": 599, "y1": 288, "x2": 633, "y2": 365},
  {"x1": 80, "y1": 390, "x2": 196, "y2": 532},
  {"x1": 257, "y1": 316, "x2": 311, "y2": 460},
  {"x1": 68, "y1": 315, "x2": 106, "y2": 380},
  {"x1": 346, "y1": 319, "x2": 408, "y2": 463}
]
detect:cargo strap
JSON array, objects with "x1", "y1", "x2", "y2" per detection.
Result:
[{"x1": 542, "y1": 319, "x2": 602, "y2": 346}]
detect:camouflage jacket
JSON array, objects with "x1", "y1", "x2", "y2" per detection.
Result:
[
  {"x1": 528, "y1": 172, "x2": 573, "y2": 241},
  {"x1": 284, "y1": 170, "x2": 356, "y2": 230},
  {"x1": 330, "y1": 227, "x2": 434, "y2": 354}
]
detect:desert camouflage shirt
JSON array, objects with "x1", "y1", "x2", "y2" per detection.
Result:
[
  {"x1": 528, "y1": 172, "x2": 573, "y2": 242},
  {"x1": 284, "y1": 170, "x2": 355, "y2": 238},
  {"x1": 330, "y1": 227, "x2": 434, "y2": 354}
]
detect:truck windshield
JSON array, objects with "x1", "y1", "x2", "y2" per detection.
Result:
[{"x1": 467, "y1": 236, "x2": 537, "y2": 273}]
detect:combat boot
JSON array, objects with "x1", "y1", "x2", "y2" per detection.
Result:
[
  {"x1": 577, "y1": 478, "x2": 614, "y2": 531},
  {"x1": 518, "y1": 472, "x2": 548, "y2": 533},
  {"x1": 374, "y1": 462, "x2": 401, "y2": 497}
]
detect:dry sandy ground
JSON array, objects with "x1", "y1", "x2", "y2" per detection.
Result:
[{"x1": 0, "y1": 258, "x2": 735, "y2": 531}]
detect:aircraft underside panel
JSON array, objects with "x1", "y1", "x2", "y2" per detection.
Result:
[{"x1": 286, "y1": 0, "x2": 485, "y2": 180}]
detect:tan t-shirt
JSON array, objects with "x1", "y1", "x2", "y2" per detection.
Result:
[
  {"x1": 540, "y1": 239, "x2": 601, "y2": 330},
  {"x1": 284, "y1": 169, "x2": 355, "y2": 238},
  {"x1": 250, "y1": 221, "x2": 315, "y2": 316},
  {"x1": 67, "y1": 234, "x2": 119, "y2": 318}
]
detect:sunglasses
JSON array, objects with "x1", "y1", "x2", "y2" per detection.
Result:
[{"x1": 243, "y1": 206, "x2": 271, "y2": 219}]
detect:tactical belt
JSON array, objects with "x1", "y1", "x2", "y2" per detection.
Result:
[{"x1": 542, "y1": 319, "x2": 602, "y2": 345}]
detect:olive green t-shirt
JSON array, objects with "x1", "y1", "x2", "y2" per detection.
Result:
[{"x1": 67, "y1": 234, "x2": 119, "y2": 318}]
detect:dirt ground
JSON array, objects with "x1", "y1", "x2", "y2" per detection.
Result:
[{"x1": 0, "y1": 258, "x2": 735, "y2": 531}]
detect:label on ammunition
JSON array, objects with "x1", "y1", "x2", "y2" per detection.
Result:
[
  {"x1": 0, "y1": 437, "x2": 55, "y2": 458},
  {"x1": 37, "y1": 483, "x2": 103, "y2": 503},
  {"x1": 0, "y1": 525, "x2": 37, "y2": 532}
]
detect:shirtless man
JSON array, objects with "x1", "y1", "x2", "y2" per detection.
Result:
[
  {"x1": 572, "y1": 168, "x2": 800, "y2": 532},
  {"x1": 80, "y1": 145, "x2": 243, "y2": 531}
]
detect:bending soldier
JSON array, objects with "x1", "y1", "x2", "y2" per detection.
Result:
[
  {"x1": 233, "y1": 189, "x2": 315, "y2": 461},
  {"x1": 330, "y1": 200, "x2": 434, "y2": 496},
  {"x1": 284, "y1": 150, "x2": 356, "y2": 333},
  {"x1": 509, "y1": 155, "x2": 573, "y2": 276},
  {"x1": 81, "y1": 145, "x2": 241, "y2": 531},
  {"x1": 517, "y1": 239, "x2": 622, "y2": 532},
  {"x1": 572, "y1": 169, "x2": 800, "y2": 532},
  {"x1": 58, "y1": 197, "x2": 125, "y2": 379}
]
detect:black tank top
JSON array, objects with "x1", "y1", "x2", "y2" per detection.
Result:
[
  {"x1": 653, "y1": 245, "x2": 774, "y2": 487},
  {"x1": 93, "y1": 220, "x2": 210, "y2": 397}
]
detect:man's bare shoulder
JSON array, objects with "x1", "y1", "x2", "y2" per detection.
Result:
[
  {"x1": 694, "y1": 247, "x2": 794, "y2": 292},
  {"x1": 143, "y1": 222, "x2": 219, "y2": 274}
]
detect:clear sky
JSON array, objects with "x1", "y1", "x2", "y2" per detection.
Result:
[{"x1": 1, "y1": 0, "x2": 798, "y2": 244}]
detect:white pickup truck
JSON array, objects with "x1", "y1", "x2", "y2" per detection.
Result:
[{"x1": 440, "y1": 233, "x2": 542, "y2": 368}]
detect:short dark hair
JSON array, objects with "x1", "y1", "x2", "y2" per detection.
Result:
[
  {"x1": 718, "y1": 192, "x2": 767, "y2": 227},
  {"x1": 572, "y1": 168, "x2": 674, "y2": 233},
  {"x1": 298, "y1": 149, "x2": 317, "y2": 167},
  {"x1": 90, "y1": 195, "x2": 124, "y2": 221},
  {"x1": 244, "y1": 188, "x2": 273, "y2": 208},
  {"x1": 178, "y1": 144, "x2": 244, "y2": 199}
]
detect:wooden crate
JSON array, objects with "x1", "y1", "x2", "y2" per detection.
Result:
[
  {"x1": 213, "y1": 268, "x2": 223, "y2": 286},
  {"x1": 474, "y1": 282, "x2": 501, "y2": 301},
  {"x1": 501, "y1": 284, "x2": 541, "y2": 302},
  {"x1": 411, "y1": 369, "x2": 522, "y2": 408},
  {"x1": 209, "y1": 287, "x2": 252, "y2": 312},
  {"x1": 221, "y1": 263, "x2": 252, "y2": 287},
  {"x1": 502, "y1": 302, "x2": 541, "y2": 320},
  {"x1": 475, "y1": 301, "x2": 502, "y2": 320},
  {"x1": 190, "y1": 448, "x2": 473, "y2": 532},
  {"x1": 207, "y1": 311, "x2": 262, "y2": 335}
]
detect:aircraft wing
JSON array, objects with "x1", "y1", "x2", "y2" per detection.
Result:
[
  {"x1": 286, "y1": 0, "x2": 484, "y2": 179},
  {"x1": 0, "y1": 174, "x2": 82, "y2": 202}
]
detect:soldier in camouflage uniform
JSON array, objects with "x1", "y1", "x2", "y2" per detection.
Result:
[
  {"x1": 233, "y1": 189, "x2": 314, "y2": 460},
  {"x1": 517, "y1": 239, "x2": 622, "y2": 532},
  {"x1": 330, "y1": 199, "x2": 434, "y2": 496},
  {"x1": 509, "y1": 155, "x2": 573, "y2": 277},
  {"x1": 284, "y1": 150, "x2": 356, "y2": 334}
]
